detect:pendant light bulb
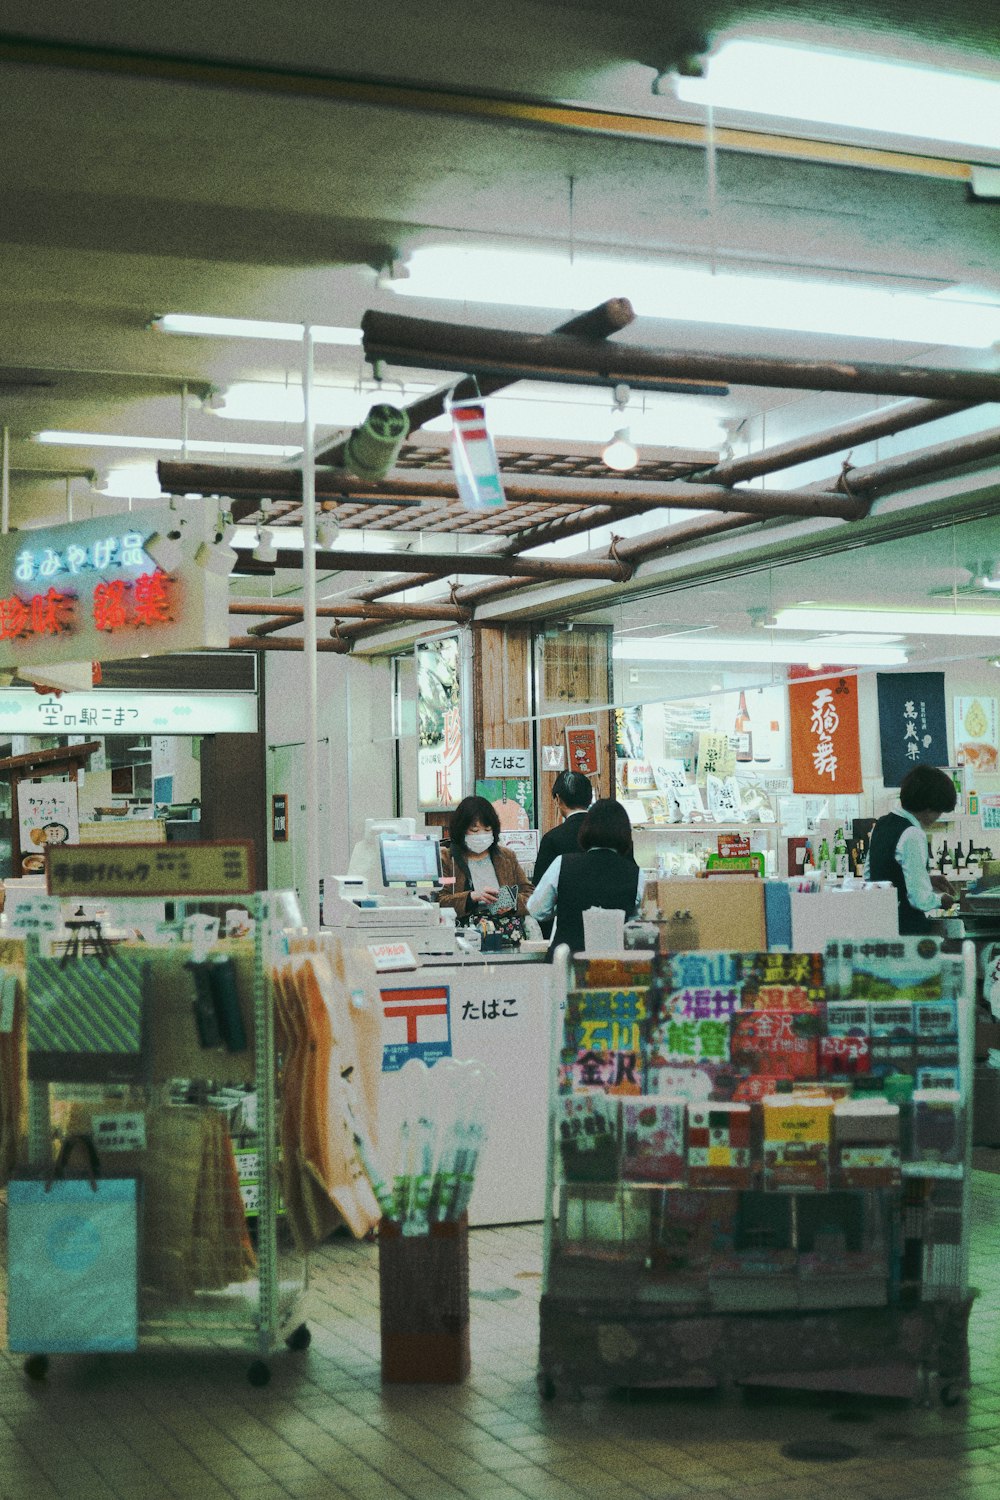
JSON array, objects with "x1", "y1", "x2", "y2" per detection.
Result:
[{"x1": 602, "y1": 427, "x2": 638, "y2": 472}]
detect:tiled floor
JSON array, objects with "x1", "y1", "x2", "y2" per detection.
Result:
[{"x1": 3, "y1": 1175, "x2": 1000, "y2": 1500}]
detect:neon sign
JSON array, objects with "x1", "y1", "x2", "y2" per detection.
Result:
[
  {"x1": 14, "y1": 532, "x2": 150, "y2": 584},
  {"x1": 0, "y1": 571, "x2": 174, "y2": 642}
]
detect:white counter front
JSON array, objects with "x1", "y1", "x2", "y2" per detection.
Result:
[{"x1": 373, "y1": 954, "x2": 553, "y2": 1226}]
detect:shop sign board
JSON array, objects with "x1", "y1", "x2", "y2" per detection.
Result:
[
  {"x1": 46, "y1": 839, "x2": 255, "y2": 898},
  {"x1": 0, "y1": 502, "x2": 230, "y2": 670},
  {"x1": 0, "y1": 688, "x2": 256, "y2": 737},
  {"x1": 416, "y1": 635, "x2": 464, "y2": 810},
  {"x1": 367, "y1": 941, "x2": 417, "y2": 973},
  {"x1": 789, "y1": 673, "x2": 862, "y2": 795},
  {"x1": 271, "y1": 793, "x2": 288, "y2": 842},
  {"x1": 484, "y1": 747, "x2": 530, "y2": 776},
  {"x1": 876, "y1": 672, "x2": 948, "y2": 787}
]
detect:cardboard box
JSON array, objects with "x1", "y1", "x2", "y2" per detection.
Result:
[{"x1": 647, "y1": 876, "x2": 766, "y2": 952}]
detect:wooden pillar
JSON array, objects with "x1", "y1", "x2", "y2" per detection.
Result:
[
  {"x1": 471, "y1": 623, "x2": 533, "y2": 770},
  {"x1": 535, "y1": 625, "x2": 614, "y2": 835}
]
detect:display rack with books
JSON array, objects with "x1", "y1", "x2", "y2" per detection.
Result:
[{"x1": 539, "y1": 938, "x2": 975, "y2": 1402}]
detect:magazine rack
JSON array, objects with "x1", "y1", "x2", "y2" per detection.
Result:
[{"x1": 539, "y1": 939, "x2": 976, "y2": 1404}]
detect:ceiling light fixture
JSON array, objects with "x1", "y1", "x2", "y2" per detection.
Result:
[
  {"x1": 602, "y1": 428, "x2": 638, "y2": 472},
  {"x1": 388, "y1": 244, "x2": 1000, "y2": 347},
  {"x1": 316, "y1": 513, "x2": 341, "y2": 549},
  {"x1": 667, "y1": 39, "x2": 1000, "y2": 153},
  {"x1": 977, "y1": 565, "x2": 1000, "y2": 592},
  {"x1": 771, "y1": 606, "x2": 1000, "y2": 638},
  {"x1": 602, "y1": 383, "x2": 639, "y2": 471},
  {"x1": 252, "y1": 527, "x2": 278, "y2": 564},
  {"x1": 612, "y1": 638, "x2": 907, "y2": 666},
  {"x1": 150, "y1": 314, "x2": 363, "y2": 344}
]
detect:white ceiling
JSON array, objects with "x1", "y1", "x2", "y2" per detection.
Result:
[{"x1": 0, "y1": 1, "x2": 998, "y2": 660}]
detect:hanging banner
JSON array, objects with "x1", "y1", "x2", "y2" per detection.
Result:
[
  {"x1": 449, "y1": 401, "x2": 506, "y2": 511},
  {"x1": 954, "y1": 695, "x2": 999, "y2": 774},
  {"x1": 789, "y1": 673, "x2": 862, "y2": 794},
  {"x1": 416, "y1": 635, "x2": 464, "y2": 810},
  {"x1": 876, "y1": 672, "x2": 949, "y2": 787}
]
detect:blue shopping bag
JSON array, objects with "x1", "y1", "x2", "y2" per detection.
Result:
[{"x1": 7, "y1": 1136, "x2": 139, "y2": 1353}]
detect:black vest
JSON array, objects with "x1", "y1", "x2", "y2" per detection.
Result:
[
  {"x1": 868, "y1": 810, "x2": 932, "y2": 935},
  {"x1": 549, "y1": 848, "x2": 640, "y2": 957}
]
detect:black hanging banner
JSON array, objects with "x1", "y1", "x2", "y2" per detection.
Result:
[{"x1": 876, "y1": 672, "x2": 949, "y2": 787}]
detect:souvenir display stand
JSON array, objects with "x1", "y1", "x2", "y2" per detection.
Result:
[
  {"x1": 9, "y1": 888, "x2": 308, "y2": 1386},
  {"x1": 539, "y1": 939, "x2": 976, "y2": 1404}
]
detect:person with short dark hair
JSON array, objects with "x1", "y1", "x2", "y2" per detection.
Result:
[
  {"x1": 866, "y1": 765, "x2": 958, "y2": 934},
  {"x1": 530, "y1": 772, "x2": 594, "y2": 936},
  {"x1": 440, "y1": 795, "x2": 532, "y2": 925},
  {"x1": 527, "y1": 797, "x2": 642, "y2": 956}
]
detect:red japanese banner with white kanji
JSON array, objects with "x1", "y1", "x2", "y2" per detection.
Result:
[{"x1": 788, "y1": 671, "x2": 863, "y2": 794}]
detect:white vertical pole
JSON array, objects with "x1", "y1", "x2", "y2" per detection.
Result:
[
  {"x1": 302, "y1": 328, "x2": 321, "y2": 932},
  {"x1": 1, "y1": 426, "x2": 10, "y2": 534},
  {"x1": 65, "y1": 474, "x2": 73, "y2": 522}
]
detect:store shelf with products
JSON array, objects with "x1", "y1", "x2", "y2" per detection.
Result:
[
  {"x1": 5, "y1": 889, "x2": 319, "y2": 1386},
  {"x1": 538, "y1": 940, "x2": 975, "y2": 1402}
]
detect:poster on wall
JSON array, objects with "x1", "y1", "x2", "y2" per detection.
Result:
[
  {"x1": 876, "y1": 672, "x2": 949, "y2": 787},
  {"x1": 475, "y1": 778, "x2": 533, "y2": 830},
  {"x1": 954, "y1": 695, "x2": 999, "y2": 775},
  {"x1": 696, "y1": 730, "x2": 736, "y2": 785},
  {"x1": 789, "y1": 673, "x2": 862, "y2": 795},
  {"x1": 416, "y1": 635, "x2": 464, "y2": 810},
  {"x1": 614, "y1": 705, "x2": 645, "y2": 760},
  {"x1": 17, "y1": 781, "x2": 80, "y2": 875},
  {"x1": 565, "y1": 724, "x2": 600, "y2": 775}
]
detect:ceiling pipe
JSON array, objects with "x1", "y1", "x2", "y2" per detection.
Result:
[
  {"x1": 232, "y1": 546, "x2": 631, "y2": 581},
  {"x1": 361, "y1": 309, "x2": 1000, "y2": 404},
  {"x1": 701, "y1": 398, "x2": 971, "y2": 487},
  {"x1": 314, "y1": 297, "x2": 637, "y2": 466}
]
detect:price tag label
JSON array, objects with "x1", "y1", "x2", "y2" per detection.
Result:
[
  {"x1": 367, "y1": 941, "x2": 418, "y2": 972},
  {"x1": 92, "y1": 1112, "x2": 146, "y2": 1153}
]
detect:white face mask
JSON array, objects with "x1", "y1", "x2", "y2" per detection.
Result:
[{"x1": 465, "y1": 831, "x2": 494, "y2": 855}]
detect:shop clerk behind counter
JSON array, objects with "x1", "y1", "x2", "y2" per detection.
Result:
[
  {"x1": 865, "y1": 764, "x2": 959, "y2": 935},
  {"x1": 439, "y1": 795, "x2": 533, "y2": 924},
  {"x1": 528, "y1": 797, "x2": 645, "y2": 956}
]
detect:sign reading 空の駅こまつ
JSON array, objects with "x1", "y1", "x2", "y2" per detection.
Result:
[{"x1": 789, "y1": 672, "x2": 862, "y2": 795}]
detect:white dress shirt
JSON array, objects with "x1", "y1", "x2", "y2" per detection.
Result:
[
  {"x1": 864, "y1": 807, "x2": 939, "y2": 913},
  {"x1": 527, "y1": 849, "x2": 646, "y2": 922}
]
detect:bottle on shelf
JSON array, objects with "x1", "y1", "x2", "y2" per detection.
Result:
[
  {"x1": 734, "y1": 691, "x2": 753, "y2": 762},
  {"x1": 817, "y1": 836, "x2": 831, "y2": 875},
  {"x1": 833, "y1": 825, "x2": 848, "y2": 878}
]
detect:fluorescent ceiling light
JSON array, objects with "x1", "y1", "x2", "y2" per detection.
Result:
[
  {"x1": 35, "y1": 430, "x2": 302, "y2": 458},
  {"x1": 672, "y1": 40, "x2": 1000, "y2": 153},
  {"x1": 390, "y1": 245, "x2": 1000, "y2": 347},
  {"x1": 772, "y1": 606, "x2": 1000, "y2": 638},
  {"x1": 613, "y1": 637, "x2": 907, "y2": 666},
  {"x1": 151, "y1": 314, "x2": 362, "y2": 344},
  {"x1": 215, "y1": 381, "x2": 431, "y2": 426}
]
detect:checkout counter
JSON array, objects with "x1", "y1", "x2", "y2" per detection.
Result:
[{"x1": 325, "y1": 821, "x2": 552, "y2": 1227}]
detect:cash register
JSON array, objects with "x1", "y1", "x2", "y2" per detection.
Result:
[{"x1": 324, "y1": 824, "x2": 446, "y2": 941}]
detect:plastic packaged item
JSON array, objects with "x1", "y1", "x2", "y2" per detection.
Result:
[{"x1": 208, "y1": 955, "x2": 248, "y2": 1052}]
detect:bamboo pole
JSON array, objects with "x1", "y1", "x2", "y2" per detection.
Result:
[
  {"x1": 229, "y1": 635, "x2": 351, "y2": 653},
  {"x1": 361, "y1": 309, "x2": 1000, "y2": 404},
  {"x1": 232, "y1": 547, "x2": 632, "y2": 581}
]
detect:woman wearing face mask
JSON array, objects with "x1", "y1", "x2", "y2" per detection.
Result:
[{"x1": 440, "y1": 795, "x2": 533, "y2": 926}]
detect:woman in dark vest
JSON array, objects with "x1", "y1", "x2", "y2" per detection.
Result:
[
  {"x1": 865, "y1": 764, "x2": 958, "y2": 934},
  {"x1": 527, "y1": 797, "x2": 642, "y2": 956}
]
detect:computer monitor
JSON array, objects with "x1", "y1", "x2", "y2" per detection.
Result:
[{"x1": 378, "y1": 833, "x2": 441, "y2": 889}]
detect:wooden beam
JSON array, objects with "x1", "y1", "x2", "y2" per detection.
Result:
[
  {"x1": 232, "y1": 547, "x2": 632, "y2": 580},
  {"x1": 361, "y1": 309, "x2": 1000, "y2": 404},
  {"x1": 229, "y1": 600, "x2": 470, "y2": 621},
  {"x1": 228, "y1": 635, "x2": 350, "y2": 653},
  {"x1": 314, "y1": 297, "x2": 639, "y2": 465}
]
